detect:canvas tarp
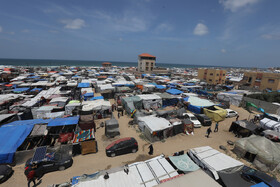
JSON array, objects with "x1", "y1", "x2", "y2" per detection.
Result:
[
  {"x1": 82, "y1": 100, "x2": 111, "y2": 111},
  {"x1": 166, "y1": 89, "x2": 183, "y2": 95},
  {"x1": 138, "y1": 94, "x2": 162, "y2": 110},
  {"x1": 168, "y1": 154, "x2": 199, "y2": 173},
  {"x1": 138, "y1": 116, "x2": 171, "y2": 133},
  {"x1": 121, "y1": 96, "x2": 142, "y2": 114},
  {"x1": 217, "y1": 92, "x2": 243, "y2": 106},
  {"x1": 203, "y1": 106, "x2": 227, "y2": 122},
  {"x1": 30, "y1": 124, "x2": 48, "y2": 136},
  {"x1": 233, "y1": 135, "x2": 280, "y2": 172},
  {"x1": 65, "y1": 102, "x2": 81, "y2": 115},
  {"x1": 188, "y1": 146, "x2": 244, "y2": 180},
  {"x1": 78, "y1": 83, "x2": 90, "y2": 88}
]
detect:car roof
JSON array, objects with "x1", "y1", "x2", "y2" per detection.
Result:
[{"x1": 106, "y1": 137, "x2": 135, "y2": 149}]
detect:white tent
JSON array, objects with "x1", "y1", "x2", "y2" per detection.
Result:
[
  {"x1": 188, "y1": 146, "x2": 244, "y2": 180},
  {"x1": 82, "y1": 100, "x2": 110, "y2": 111},
  {"x1": 138, "y1": 94, "x2": 162, "y2": 109}
]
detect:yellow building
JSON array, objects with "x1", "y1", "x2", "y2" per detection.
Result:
[
  {"x1": 138, "y1": 53, "x2": 156, "y2": 73},
  {"x1": 197, "y1": 68, "x2": 227, "y2": 85},
  {"x1": 241, "y1": 72, "x2": 280, "y2": 91}
]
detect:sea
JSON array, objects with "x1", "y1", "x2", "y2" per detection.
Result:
[{"x1": 0, "y1": 58, "x2": 243, "y2": 69}]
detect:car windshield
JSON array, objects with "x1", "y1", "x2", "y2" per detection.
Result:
[{"x1": 191, "y1": 117, "x2": 197, "y2": 120}]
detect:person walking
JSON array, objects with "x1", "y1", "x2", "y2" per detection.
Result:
[
  {"x1": 206, "y1": 127, "x2": 212, "y2": 138},
  {"x1": 236, "y1": 114, "x2": 239, "y2": 121},
  {"x1": 118, "y1": 112, "x2": 120, "y2": 119},
  {"x1": 25, "y1": 163, "x2": 37, "y2": 187},
  {"x1": 214, "y1": 122, "x2": 219, "y2": 132},
  {"x1": 148, "y1": 144, "x2": 154, "y2": 155}
]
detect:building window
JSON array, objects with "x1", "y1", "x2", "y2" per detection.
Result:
[
  {"x1": 216, "y1": 80, "x2": 218, "y2": 82},
  {"x1": 217, "y1": 74, "x2": 219, "y2": 76},
  {"x1": 255, "y1": 78, "x2": 262, "y2": 82},
  {"x1": 248, "y1": 77, "x2": 252, "y2": 83},
  {"x1": 146, "y1": 67, "x2": 149, "y2": 71},
  {"x1": 210, "y1": 73, "x2": 213, "y2": 76},
  {"x1": 151, "y1": 67, "x2": 153, "y2": 71},
  {"x1": 268, "y1": 79, "x2": 275, "y2": 83},
  {"x1": 146, "y1": 62, "x2": 149, "y2": 66},
  {"x1": 223, "y1": 74, "x2": 225, "y2": 76},
  {"x1": 209, "y1": 79, "x2": 212, "y2": 81},
  {"x1": 243, "y1": 76, "x2": 248, "y2": 80}
]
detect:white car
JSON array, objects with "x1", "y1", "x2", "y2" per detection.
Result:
[
  {"x1": 183, "y1": 113, "x2": 202, "y2": 128},
  {"x1": 226, "y1": 109, "x2": 238, "y2": 118}
]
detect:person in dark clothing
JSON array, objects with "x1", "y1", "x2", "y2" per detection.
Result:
[
  {"x1": 111, "y1": 104, "x2": 114, "y2": 112},
  {"x1": 236, "y1": 114, "x2": 239, "y2": 121},
  {"x1": 148, "y1": 144, "x2": 154, "y2": 155},
  {"x1": 214, "y1": 122, "x2": 219, "y2": 132},
  {"x1": 118, "y1": 112, "x2": 120, "y2": 119},
  {"x1": 39, "y1": 96, "x2": 46, "y2": 106},
  {"x1": 121, "y1": 109, "x2": 124, "y2": 116},
  {"x1": 206, "y1": 127, "x2": 212, "y2": 138},
  {"x1": 25, "y1": 163, "x2": 37, "y2": 187}
]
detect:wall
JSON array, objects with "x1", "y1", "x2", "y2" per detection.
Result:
[{"x1": 242, "y1": 97, "x2": 280, "y2": 115}]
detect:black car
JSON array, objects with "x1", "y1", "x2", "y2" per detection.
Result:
[
  {"x1": 0, "y1": 165, "x2": 13, "y2": 184},
  {"x1": 106, "y1": 137, "x2": 138, "y2": 157},
  {"x1": 194, "y1": 114, "x2": 212, "y2": 126},
  {"x1": 25, "y1": 152, "x2": 73, "y2": 177},
  {"x1": 241, "y1": 166, "x2": 280, "y2": 187}
]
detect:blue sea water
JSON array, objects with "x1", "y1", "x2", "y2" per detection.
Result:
[{"x1": 0, "y1": 58, "x2": 235, "y2": 69}]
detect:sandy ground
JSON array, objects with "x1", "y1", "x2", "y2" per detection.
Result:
[{"x1": 2, "y1": 103, "x2": 267, "y2": 187}]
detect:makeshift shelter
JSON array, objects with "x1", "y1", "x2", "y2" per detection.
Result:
[
  {"x1": 121, "y1": 96, "x2": 142, "y2": 115},
  {"x1": 203, "y1": 106, "x2": 227, "y2": 122},
  {"x1": 73, "y1": 129, "x2": 95, "y2": 143},
  {"x1": 185, "y1": 96, "x2": 215, "y2": 114},
  {"x1": 217, "y1": 92, "x2": 243, "y2": 107},
  {"x1": 166, "y1": 88, "x2": 183, "y2": 95},
  {"x1": 169, "y1": 118, "x2": 184, "y2": 135},
  {"x1": 188, "y1": 146, "x2": 244, "y2": 180},
  {"x1": 105, "y1": 118, "x2": 120, "y2": 138},
  {"x1": 229, "y1": 120, "x2": 258, "y2": 138},
  {"x1": 156, "y1": 93, "x2": 178, "y2": 107},
  {"x1": 78, "y1": 83, "x2": 90, "y2": 88},
  {"x1": 138, "y1": 94, "x2": 162, "y2": 110},
  {"x1": 263, "y1": 130, "x2": 280, "y2": 142},
  {"x1": 89, "y1": 96, "x2": 104, "y2": 101},
  {"x1": 65, "y1": 100, "x2": 81, "y2": 115},
  {"x1": 157, "y1": 169, "x2": 221, "y2": 187},
  {"x1": 233, "y1": 135, "x2": 280, "y2": 172},
  {"x1": 168, "y1": 154, "x2": 199, "y2": 173},
  {"x1": 0, "y1": 122, "x2": 35, "y2": 164},
  {"x1": 138, "y1": 116, "x2": 172, "y2": 142},
  {"x1": 13, "y1": 87, "x2": 30, "y2": 93},
  {"x1": 182, "y1": 119, "x2": 194, "y2": 135}
]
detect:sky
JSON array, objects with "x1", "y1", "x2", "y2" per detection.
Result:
[{"x1": 0, "y1": 0, "x2": 280, "y2": 68}]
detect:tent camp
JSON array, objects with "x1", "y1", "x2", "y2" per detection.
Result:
[
  {"x1": 185, "y1": 96, "x2": 215, "y2": 114},
  {"x1": 203, "y1": 106, "x2": 227, "y2": 122},
  {"x1": 105, "y1": 118, "x2": 120, "y2": 138},
  {"x1": 138, "y1": 116, "x2": 172, "y2": 142},
  {"x1": 233, "y1": 135, "x2": 280, "y2": 172},
  {"x1": 229, "y1": 120, "x2": 258, "y2": 138},
  {"x1": 138, "y1": 94, "x2": 162, "y2": 110},
  {"x1": 166, "y1": 89, "x2": 183, "y2": 95}
]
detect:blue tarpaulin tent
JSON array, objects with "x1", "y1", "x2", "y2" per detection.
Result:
[
  {"x1": 155, "y1": 85, "x2": 166, "y2": 89},
  {"x1": 78, "y1": 83, "x2": 90, "y2": 88},
  {"x1": 83, "y1": 92, "x2": 94, "y2": 101},
  {"x1": 183, "y1": 83, "x2": 195, "y2": 86},
  {"x1": 47, "y1": 116, "x2": 79, "y2": 127},
  {"x1": 31, "y1": 88, "x2": 42, "y2": 92},
  {"x1": 29, "y1": 76, "x2": 39, "y2": 79},
  {"x1": 0, "y1": 119, "x2": 51, "y2": 164},
  {"x1": 166, "y1": 88, "x2": 183, "y2": 95},
  {"x1": 13, "y1": 87, "x2": 30, "y2": 93},
  {"x1": 90, "y1": 96, "x2": 104, "y2": 100}
]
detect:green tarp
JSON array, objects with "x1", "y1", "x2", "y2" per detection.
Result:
[{"x1": 169, "y1": 154, "x2": 199, "y2": 173}]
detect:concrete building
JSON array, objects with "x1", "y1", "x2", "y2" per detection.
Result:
[
  {"x1": 241, "y1": 71, "x2": 280, "y2": 91},
  {"x1": 197, "y1": 68, "x2": 227, "y2": 85},
  {"x1": 102, "y1": 62, "x2": 112, "y2": 68},
  {"x1": 138, "y1": 53, "x2": 156, "y2": 73}
]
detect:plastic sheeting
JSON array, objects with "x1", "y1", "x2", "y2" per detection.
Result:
[
  {"x1": 78, "y1": 83, "x2": 90, "y2": 88},
  {"x1": 166, "y1": 89, "x2": 183, "y2": 95},
  {"x1": 234, "y1": 135, "x2": 280, "y2": 171},
  {"x1": 0, "y1": 123, "x2": 34, "y2": 164},
  {"x1": 13, "y1": 87, "x2": 30, "y2": 93},
  {"x1": 90, "y1": 96, "x2": 104, "y2": 101},
  {"x1": 203, "y1": 106, "x2": 227, "y2": 122},
  {"x1": 169, "y1": 154, "x2": 199, "y2": 173},
  {"x1": 217, "y1": 92, "x2": 243, "y2": 107},
  {"x1": 47, "y1": 116, "x2": 79, "y2": 127}
]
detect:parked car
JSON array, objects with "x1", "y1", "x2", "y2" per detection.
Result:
[
  {"x1": 194, "y1": 114, "x2": 212, "y2": 126},
  {"x1": 241, "y1": 166, "x2": 280, "y2": 187},
  {"x1": 226, "y1": 109, "x2": 238, "y2": 118},
  {"x1": 106, "y1": 137, "x2": 138, "y2": 157},
  {"x1": 0, "y1": 165, "x2": 13, "y2": 184},
  {"x1": 25, "y1": 151, "x2": 73, "y2": 177},
  {"x1": 183, "y1": 113, "x2": 201, "y2": 128}
]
